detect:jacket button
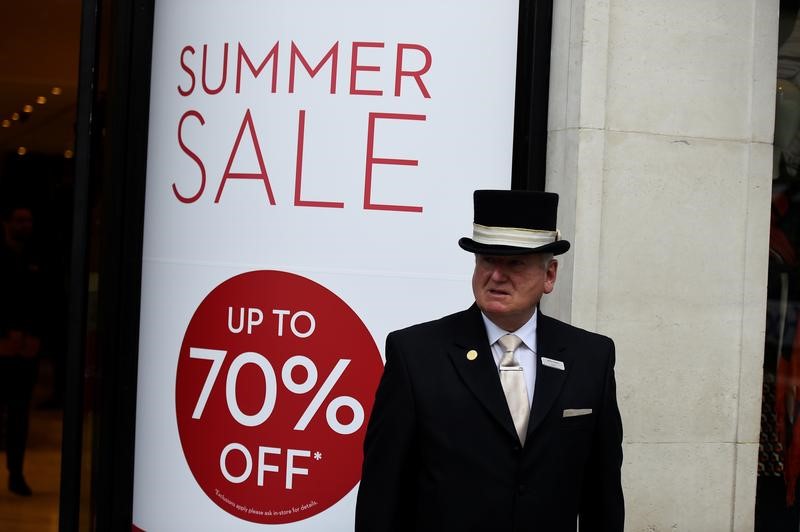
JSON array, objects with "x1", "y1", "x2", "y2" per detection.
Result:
[
  {"x1": 517, "y1": 483, "x2": 526, "y2": 494},
  {"x1": 512, "y1": 445, "x2": 521, "y2": 452}
]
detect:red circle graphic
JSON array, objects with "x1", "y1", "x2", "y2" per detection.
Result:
[{"x1": 175, "y1": 270, "x2": 383, "y2": 524}]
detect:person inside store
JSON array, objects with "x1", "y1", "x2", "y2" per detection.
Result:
[
  {"x1": 355, "y1": 189, "x2": 624, "y2": 531},
  {"x1": 0, "y1": 203, "x2": 43, "y2": 496}
]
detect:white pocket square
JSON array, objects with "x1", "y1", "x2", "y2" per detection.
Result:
[{"x1": 563, "y1": 408, "x2": 592, "y2": 418}]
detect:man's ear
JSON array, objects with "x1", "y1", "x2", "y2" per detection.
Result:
[{"x1": 543, "y1": 259, "x2": 558, "y2": 294}]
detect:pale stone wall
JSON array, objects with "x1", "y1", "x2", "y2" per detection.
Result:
[{"x1": 544, "y1": 1, "x2": 778, "y2": 529}]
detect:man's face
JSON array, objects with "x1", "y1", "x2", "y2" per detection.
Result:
[{"x1": 472, "y1": 253, "x2": 558, "y2": 331}]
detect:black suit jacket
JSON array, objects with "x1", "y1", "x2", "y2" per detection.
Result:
[{"x1": 355, "y1": 304, "x2": 623, "y2": 531}]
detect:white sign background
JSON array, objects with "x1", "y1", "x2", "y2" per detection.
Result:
[{"x1": 133, "y1": 1, "x2": 520, "y2": 530}]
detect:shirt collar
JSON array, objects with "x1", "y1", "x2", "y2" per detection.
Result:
[{"x1": 480, "y1": 308, "x2": 538, "y2": 352}]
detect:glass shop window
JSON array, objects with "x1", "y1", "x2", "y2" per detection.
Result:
[{"x1": 756, "y1": 1, "x2": 800, "y2": 530}]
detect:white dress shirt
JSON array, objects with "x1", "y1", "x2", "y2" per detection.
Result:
[{"x1": 480, "y1": 310, "x2": 537, "y2": 407}]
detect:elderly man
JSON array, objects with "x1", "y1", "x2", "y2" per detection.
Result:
[{"x1": 356, "y1": 190, "x2": 624, "y2": 531}]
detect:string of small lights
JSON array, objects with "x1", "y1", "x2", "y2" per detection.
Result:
[{"x1": 1, "y1": 86, "x2": 73, "y2": 158}]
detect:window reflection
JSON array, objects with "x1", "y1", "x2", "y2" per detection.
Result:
[{"x1": 757, "y1": 1, "x2": 800, "y2": 530}]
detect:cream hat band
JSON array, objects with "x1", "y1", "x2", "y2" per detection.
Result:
[{"x1": 472, "y1": 223, "x2": 560, "y2": 249}]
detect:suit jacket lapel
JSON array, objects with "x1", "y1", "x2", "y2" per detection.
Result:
[
  {"x1": 447, "y1": 305, "x2": 519, "y2": 440},
  {"x1": 528, "y1": 309, "x2": 571, "y2": 436}
]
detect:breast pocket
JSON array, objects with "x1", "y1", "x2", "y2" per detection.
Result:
[{"x1": 560, "y1": 410, "x2": 594, "y2": 432}]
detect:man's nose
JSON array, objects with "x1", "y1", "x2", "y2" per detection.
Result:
[{"x1": 490, "y1": 266, "x2": 508, "y2": 281}]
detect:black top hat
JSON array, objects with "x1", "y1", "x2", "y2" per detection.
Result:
[{"x1": 458, "y1": 190, "x2": 571, "y2": 256}]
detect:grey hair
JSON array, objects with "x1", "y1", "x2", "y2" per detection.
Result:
[{"x1": 540, "y1": 253, "x2": 555, "y2": 268}]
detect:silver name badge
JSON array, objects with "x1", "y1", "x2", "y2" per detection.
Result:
[{"x1": 541, "y1": 357, "x2": 565, "y2": 370}]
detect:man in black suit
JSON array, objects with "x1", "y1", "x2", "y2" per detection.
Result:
[{"x1": 355, "y1": 190, "x2": 624, "y2": 531}]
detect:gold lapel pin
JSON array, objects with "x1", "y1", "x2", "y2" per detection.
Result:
[{"x1": 466, "y1": 350, "x2": 478, "y2": 361}]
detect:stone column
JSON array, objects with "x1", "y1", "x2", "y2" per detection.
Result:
[{"x1": 545, "y1": 0, "x2": 778, "y2": 529}]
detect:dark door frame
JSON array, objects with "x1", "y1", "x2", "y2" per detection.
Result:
[{"x1": 60, "y1": 1, "x2": 154, "y2": 530}]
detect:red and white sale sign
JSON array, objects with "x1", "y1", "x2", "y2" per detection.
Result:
[
  {"x1": 133, "y1": 0, "x2": 518, "y2": 530},
  {"x1": 175, "y1": 271, "x2": 382, "y2": 523}
]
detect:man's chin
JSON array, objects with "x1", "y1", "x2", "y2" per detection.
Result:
[
  {"x1": 479, "y1": 303, "x2": 511, "y2": 318},
  {"x1": 481, "y1": 295, "x2": 511, "y2": 310}
]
